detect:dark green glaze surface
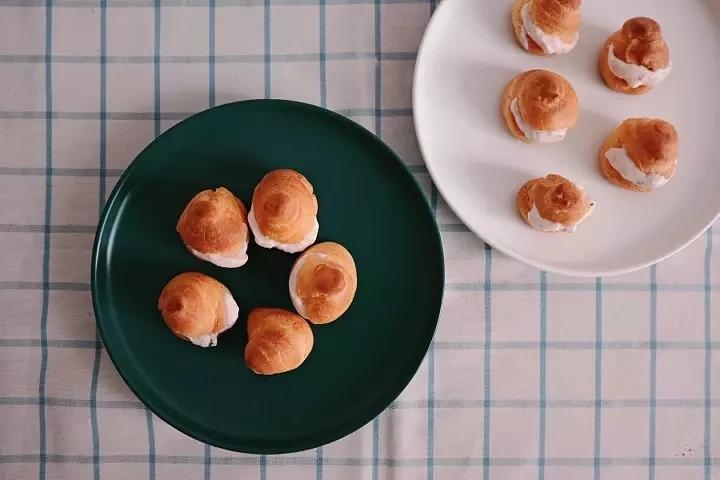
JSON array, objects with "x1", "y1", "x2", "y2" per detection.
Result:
[{"x1": 91, "y1": 100, "x2": 444, "y2": 454}]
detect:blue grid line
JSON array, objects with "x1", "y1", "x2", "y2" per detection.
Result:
[
  {"x1": 145, "y1": 409, "x2": 156, "y2": 480},
  {"x1": 374, "y1": 0, "x2": 382, "y2": 137},
  {"x1": 204, "y1": 1, "x2": 216, "y2": 476},
  {"x1": 2, "y1": 454, "x2": 718, "y2": 467},
  {"x1": 315, "y1": 2, "x2": 327, "y2": 475},
  {"x1": 260, "y1": 2, "x2": 271, "y2": 476},
  {"x1": 0, "y1": 281, "x2": 90, "y2": 290},
  {"x1": 2, "y1": 219, "x2": 720, "y2": 248},
  {"x1": 704, "y1": 229, "x2": 713, "y2": 480},
  {"x1": 0, "y1": 0, "x2": 433, "y2": 5},
  {"x1": 0, "y1": 168, "x2": 127, "y2": 177},
  {"x1": 98, "y1": 4, "x2": 108, "y2": 209},
  {"x1": 1, "y1": 339, "x2": 101, "y2": 348},
  {"x1": 263, "y1": 0, "x2": 270, "y2": 99},
  {"x1": 316, "y1": 446, "x2": 323, "y2": 480},
  {"x1": 4, "y1": 338, "x2": 720, "y2": 351},
  {"x1": 426, "y1": 0, "x2": 439, "y2": 472},
  {"x1": 0, "y1": 51, "x2": 417, "y2": 64},
  {"x1": 538, "y1": 271, "x2": 548, "y2": 480},
  {"x1": 649, "y1": 265, "x2": 657, "y2": 480},
  {"x1": 427, "y1": 180, "x2": 439, "y2": 480},
  {"x1": 427, "y1": 321, "x2": 436, "y2": 480},
  {"x1": 154, "y1": 0, "x2": 161, "y2": 138},
  {"x1": 5, "y1": 279, "x2": 720, "y2": 294},
  {"x1": 482, "y1": 243, "x2": 493, "y2": 480},
  {"x1": 372, "y1": 1, "x2": 382, "y2": 477},
  {"x1": 1, "y1": 219, "x2": 716, "y2": 239},
  {"x1": 91, "y1": 129, "x2": 106, "y2": 473},
  {"x1": 5, "y1": 276, "x2": 720, "y2": 294},
  {"x1": 319, "y1": 0, "x2": 327, "y2": 108},
  {"x1": 145, "y1": 2, "x2": 161, "y2": 479},
  {"x1": 90, "y1": 3, "x2": 107, "y2": 480},
  {"x1": 391, "y1": 398, "x2": 720, "y2": 409},
  {"x1": 38, "y1": 0, "x2": 53, "y2": 478},
  {"x1": 204, "y1": 444, "x2": 211, "y2": 480},
  {"x1": 0, "y1": 0, "x2": 432, "y2": 5},
  {"x1": 209, "y1": 0, "x2": 216, "y2": 108},
  {"x1": 441, "y1": 225, "x2": 720, "y2": 236},
  {"x1": 6, "y1": 217, "x2": 720, "y2": 238},
  {"x1": 446, "y1": 282, "x2": 720, "y2": 292},
  {"x1": 372, "y1": 416, "x2": 379, "y2": 480},
  {"x1": 593, "y1": 277, "x2": 602, "y2": 480},
  {"x1": 0, "y1": 108, "x2": 413, "y2": 120},
  {"x1": 1, "y1": 397, "x2": 146, "y2": 409},
  {"x1": 5, "y1": 395, "x2": 719, "y2": 410}
]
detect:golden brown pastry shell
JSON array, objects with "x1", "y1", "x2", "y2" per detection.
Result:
[
  {"x1": 516, "y1": 174, "x2": 591, "y2": 227},
  {"x1": 244, "y1": 308, "x2": 314, "y2": 375},
  {"x1": 599, "y1": 118, "x2": 678, "y2": 192},
  {"x1": 598, "y1": 17, "x2": 670, "y2": 95},
  {"x1": 251, "y1": 169, "x2": 318, "y2": 244},
  {"x1": 511, "y1": 0, "x2": 581, "y2": 55},
  {"x1": 290, "y1": 242, "x2": 358, "y2": 324},
  {"x1": 501, "y1": 70, "x2": 579, "y2": 142},
  {"x1": 176, "y1": 187, "x2": 249, "y2": 254},
  {"x1": 157, "y1": 272, "x2": 230, "y2": 340},
  {"x1": 511, "y1": 0, "x2": 546, "y2": 56}
]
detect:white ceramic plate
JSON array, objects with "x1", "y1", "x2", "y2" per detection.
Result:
[{"x1": 414, "y1": 0, "x2": 720, "y2": 276}]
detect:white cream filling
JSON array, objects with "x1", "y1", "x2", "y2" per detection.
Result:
[
  {"x1": 288, "y1": 254, "x2": 309, "y2": 319},
  {"x1": 187, "y1": 237, "x2": 249, "y2": 268},
  {"x1": 527, "y1": 202, "x2": 595, "y2": 233},
  {"x1": 187, "y1": 334, "x2": 216, "y2": 348},
  {"x1": 510, "y1": 97, "x2": 568, "y2": 143},
  {"x1": 519, "y1": 2, "x2": 578, "y2": 54},
  {"x1": 607, "y1": 44, "x2": 671, "y2": 89},
  {"x1": 605, "y1": 147, "x2": 670, "y2": 189},
  {"x1": 248, "y1": 206, "x2": 319, "y2": 254},
  {"x1": 187, "y1": 291, "x2": 239, "y2": 347}
]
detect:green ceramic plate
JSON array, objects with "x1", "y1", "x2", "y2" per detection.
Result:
[{"x1": 92, "y1": 100, "x2": 444, "y2": 454}]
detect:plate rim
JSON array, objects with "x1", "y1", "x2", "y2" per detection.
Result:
[
  {"x1": 412, "y1": 0, "x2": 720, "y2": 278},
  {"x1": 91, "y1": 99, "x2": 445, "y2": 453}
]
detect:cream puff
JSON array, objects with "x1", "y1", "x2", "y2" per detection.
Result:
[
  {"x1": 248, "y1": 169, "x2": 319, "y2": 253},
  {"x1": 517, "y1": 174, "x2": 595, "y2": 233},
  {"x1": 599, "y1": 118, "x2": 678, "y2": 192},
  {"x1": 599, "y1": 17, "x2": 671, "y2": 94},
  {"x1": 244, "y1": 308, "x2": 314, "y2": 375},
  {"x1": 176, "y1": 187, "x2": 250, "y2": 268},
  {"x1": 501, "y1": 70, "x2": 579, "y2": 143},
  {"x1": 512, "y1": 0, "x2": 581, "y2": 55},
  {"x1": 158, "y1": 272, "x2": 239, "y2": 347},
  {"x1": 289, "y1": 242, "x2": 357, "y2": 324}
]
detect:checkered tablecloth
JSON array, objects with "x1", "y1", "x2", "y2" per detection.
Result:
[{"x1": 0, "y1": 0, "x2": 718, "y2": 479}]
